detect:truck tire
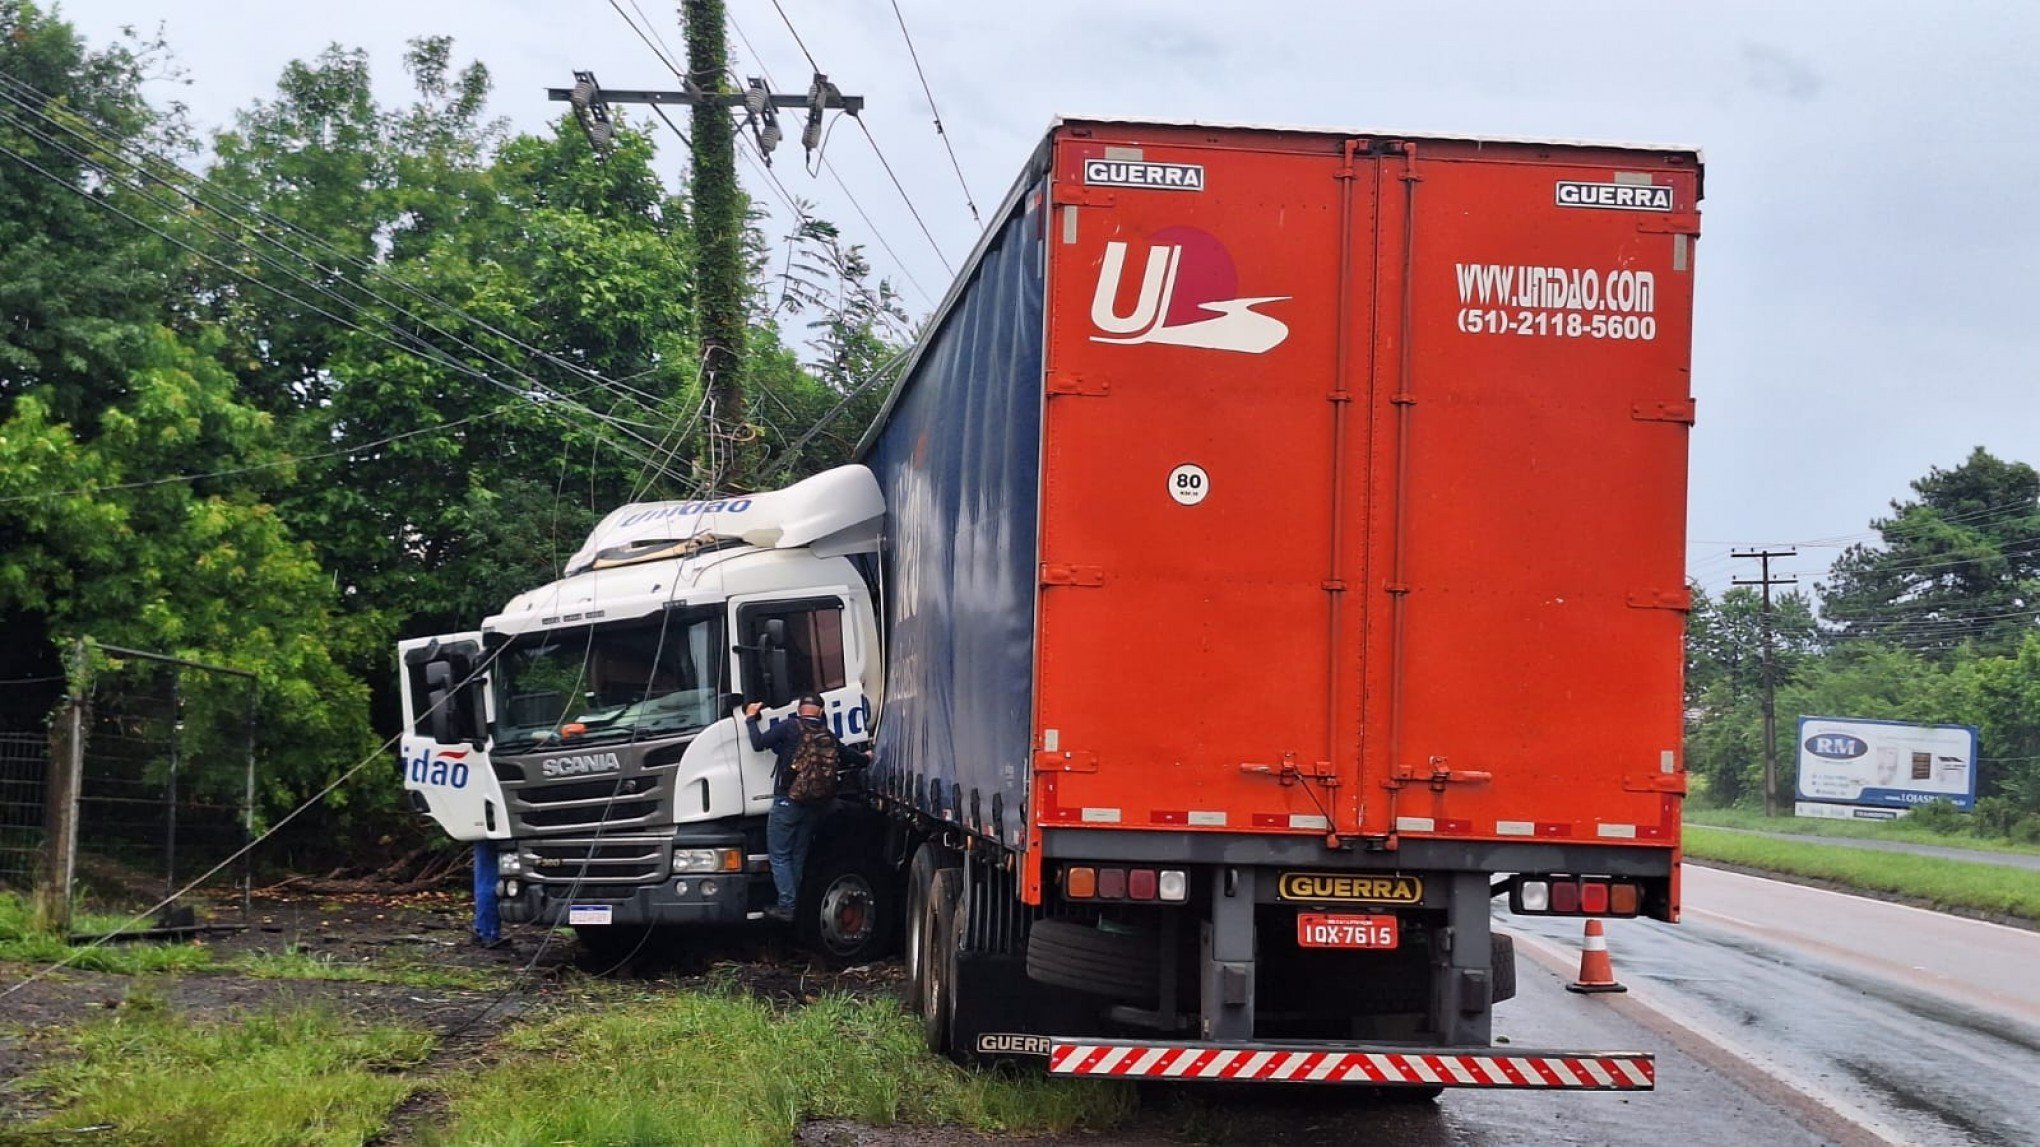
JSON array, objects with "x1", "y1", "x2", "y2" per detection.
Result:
[
  {"x1": 904, "y1": 843, "x2": 959, "y2": 1012},
  {"x1": 920, "y1": 867, "x2": 961, "y2": 1055},
  {"x1": 1024, "y1": 917, "x2": 1161, "y2": 1001},
  {"x1": 1491, "y1": 933, "x2": 1516, "y2": 1004},
  {"x1": 799, "y1": 845, "x2": 897, "y2": 967}
]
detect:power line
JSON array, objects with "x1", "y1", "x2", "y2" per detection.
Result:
[
  {"x1": 761, "y1": 0, "x2": 956, "y2": 274},
  {"x1": 0, "y1": 126, "x2": 679, "y2": 483},
  {"x1": 0, "y1": 73, "x2": 678, "y2": 429},
  {"x1": 888, "y1": 0, "x2": 979, "y2": 224}
]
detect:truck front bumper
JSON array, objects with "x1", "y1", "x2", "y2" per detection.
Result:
[
  {"x1": 498, "y1": 873, "x2": 766, "y2": 927},
  {"x1": 1044, "y1": 1039, "x2": 1654, "y2": 1089}
]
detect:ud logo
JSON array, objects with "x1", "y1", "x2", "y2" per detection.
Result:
[{"x1": 1090, "y1": 227, "x2": 1289, "y2": 354}]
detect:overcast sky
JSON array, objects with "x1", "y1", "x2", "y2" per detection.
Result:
[{"x1": 50, "y1": 1, "x2": 2040, "y2": 594}]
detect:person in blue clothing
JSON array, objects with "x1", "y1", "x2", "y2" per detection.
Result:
[{"x1": 744, "y1": 693, "x2": 869, "y2": 923}]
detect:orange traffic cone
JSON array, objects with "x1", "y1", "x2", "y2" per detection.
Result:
[{"x1": 1565, "y1": 918, "x2": 1627, "y2": 994}]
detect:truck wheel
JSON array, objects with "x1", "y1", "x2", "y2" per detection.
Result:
[
  {"x1": 799, "y1": 848, "x2": 897, "y2": 966},
  {"x1": 904, "y1": 843, "x2": 959, "y2": 1011},
  {"x1": 1491, "y1": 933, "x2": 1517, "y2": 1004},
  {"x1": 1024, "y1": 917, "x2": 1161, "y2": 1001},
  {"x1": 920, "y1": 867, "x2": 961, "y2": 1055}
]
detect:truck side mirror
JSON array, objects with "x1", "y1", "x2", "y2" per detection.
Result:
[
  {"x1": 762, "y1": 618, "x2": 787, "y2": 649},
  {"x1": 426, "y1": 686, "x2": 454, "y2": 744}
]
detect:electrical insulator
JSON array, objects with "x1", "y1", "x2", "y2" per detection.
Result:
[
  {"x1": 760, "y1": 121, "x2": 782, "y2": 154},
  {"x1": 744, "y1": 85, "x2": 768, "y2": 118},
  {"x1": 571, "y1": 78, "x2": 597, "y2": 112},
  {"x1": 801, "y1": 117, "x2": 822, "y2": 152},
  {"x1": 588, "y1": 120, "x2": 614, "y2": 150}
]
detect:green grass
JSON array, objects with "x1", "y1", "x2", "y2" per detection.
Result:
[
  {"x1": 0, "y1": 892, "x2": 218, "y2": 976},
  {"x1": 1685, "y1": 825, "x2": 2040, "y2": 920},
  {"x1": 1687, "y1": 806, "x2": 2040, "y2": 856},
  {"x1": 426, "y1": 988, "x2": 1135, "y2": 1146},
  {"x1": 21, "y1": 988, "x2": 436, "y2": 1146},
  {"x1": 232, "y1": 947, "x2": 498, "y2": 991}
]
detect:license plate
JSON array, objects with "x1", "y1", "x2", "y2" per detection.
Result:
[
  {"x1": 567, "y1": 905, "x2": 613, "y2": 926},
  {"x1": 1296, "y1": 912, "x2": 1399, "y2": 949}
]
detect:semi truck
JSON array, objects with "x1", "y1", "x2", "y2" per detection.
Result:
[{"x1": 400, "y1": 117, "x2": 1700, "y2": 1091}]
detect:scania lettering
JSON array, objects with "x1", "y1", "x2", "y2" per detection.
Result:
[{"x1": 401, "y1": 118, "x2": 1701, "y2": 1096}]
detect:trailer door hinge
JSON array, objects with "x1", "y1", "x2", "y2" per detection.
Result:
[
  {"x1": 1046, "y1": 371, "x2": 1109, "y2": 397},
  {"x1": 1626, "y1": 587, "x2": 1693, "y2": 612},
  {"x1": 1040, "y1": 563, "x2": 1105, "y2": 587},
  {"x1": 1034, "y1": 749, "x2": 1098, "y2": 774},
  {"x1": 1631, "y1": 399, "x2": 1696, "y2": 425},
  {"x1": 1051, "y1": 183, "x2": 1116, "y2": 208},
  {"x1": 1636, "y1": 212, "x2": 1701, "y2": 236}
]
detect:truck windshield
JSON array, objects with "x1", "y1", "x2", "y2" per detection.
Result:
[{"x1": 489, "y1": 610, "x2": 724, "y2": 753}]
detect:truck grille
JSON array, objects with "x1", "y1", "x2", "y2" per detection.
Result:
[
  {"x1": 523, "y1": 836, "x2": 668, "y2": 884},
  {"x1": 521, "y1": 800, "x2": 659, "y2": 829}
]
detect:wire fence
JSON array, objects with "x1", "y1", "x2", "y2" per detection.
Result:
[
  {"x1": 0, "y1": 732, "x2": 46, "y2": 891},
  {"x1": 73, "y1": 647, "x2": 257, "y2": 927},
  {"x1": 2, "y1": 642, "x2": 258, "y2": 930}
]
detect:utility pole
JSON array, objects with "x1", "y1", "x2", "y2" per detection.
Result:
[
  {"x1": 685, "y1": 0, "x2": 743, "y2": 493},
  {"x1": 35, "y1": 638, "x2": 88, "y2": 934},
  {"x1": 1733, "y1": 549, "x2": 1798, "y2": 817},
  {"x1": 551, "y1": 19, "x2": 862, "y2": 493}
]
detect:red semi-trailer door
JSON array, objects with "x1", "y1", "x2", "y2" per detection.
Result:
[
  {"x1": 1359, "y1": 143, "x2": 1698, "y2": 853},
  {"x1": 1030, "y1": 125, "x2": 1381, "y2": 879}
]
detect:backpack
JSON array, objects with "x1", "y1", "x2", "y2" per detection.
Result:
[{"x1": 786, "y1": 721, "x2": 841, "y2": 805}]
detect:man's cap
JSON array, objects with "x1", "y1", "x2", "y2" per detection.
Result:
[{"x1": 796, "y1": 693, "x2": 826, "y2": 709}]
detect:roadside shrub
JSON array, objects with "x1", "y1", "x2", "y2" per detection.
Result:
[
  {"x1": 1974, "y1": 796, "x2": 2022, "y2": 837},
  {"x1": 1907, "y1": 800, "x2": 1969, "y2": 833},
  {"x1": 2011, "y1": 816, "x2": 2040, "y2": 846}
]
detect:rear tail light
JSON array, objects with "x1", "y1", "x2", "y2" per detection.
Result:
[
  {"x1": 1510, "y1": 875, "x2": 1641, "y2": 918},
  {"x1": 1062, "y1": 866, "x2": 1188, "y2": 904}
]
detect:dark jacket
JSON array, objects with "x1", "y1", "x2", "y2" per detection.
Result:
[{"x1": 745, "y1": 713, "x2": 870, "y2": 798}]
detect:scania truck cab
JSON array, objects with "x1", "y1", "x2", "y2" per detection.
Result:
[{"x1": 398, "y1": 466, "x2": 895, "y2": 961}]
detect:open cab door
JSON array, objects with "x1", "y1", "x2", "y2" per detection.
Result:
[{"x1": 398, "y1": 633, "x2": 508, "y2": 841}]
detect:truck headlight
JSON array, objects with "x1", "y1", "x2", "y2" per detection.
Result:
[
  {"x1": 498, "y1": 852, "x2": 523, "y2": 876},
  {"x1": 673, "y1": 848, "x2": 741, "y2": 874}
]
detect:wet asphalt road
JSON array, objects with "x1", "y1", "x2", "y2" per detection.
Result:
[
  {"x1": 1506, "y1": 864, "x2": 2040, "y2": 1146},
  {"x1": 1158, "y1": 863, "x2": 2038, "y2": 1145}
]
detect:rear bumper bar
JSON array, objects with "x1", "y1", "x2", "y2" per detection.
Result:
[{"x1": 1046, "y1": 1040, "x2": 1654, "y2": 1089}]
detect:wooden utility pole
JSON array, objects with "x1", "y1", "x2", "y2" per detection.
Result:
[
  {"x1": 550, "y1": 17, "x2": 861, "y2": 493},
  {"x1": 1733, "y1": 549, "x2": 1798, "y2": 817},
  {"x1": 34, "y1": 638, "x2": 88, "y2": 934}
]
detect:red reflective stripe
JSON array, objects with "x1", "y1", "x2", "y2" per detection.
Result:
[{"x1": 1048, "y1": 1044, "x2": 1081, "y2": 1072}]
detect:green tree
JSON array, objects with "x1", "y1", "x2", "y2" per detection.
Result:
[{"x1": 1820, "y1": 448, "x2": 2040, "y2": 656}]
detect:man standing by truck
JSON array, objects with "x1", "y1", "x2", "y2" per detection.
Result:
[{"x1": 744, "y1": 695, "x2": 869, "y2": 922}]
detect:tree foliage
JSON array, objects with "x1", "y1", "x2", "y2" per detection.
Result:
[{"x1": 0, "y1": 5, "x2": 911, "y2": 838}]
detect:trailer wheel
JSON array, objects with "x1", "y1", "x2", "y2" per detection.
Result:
[
  {"x1": 904, "y1": 843, "x2": 959, "y2": 1012},
  {"x1": 1024, "y1": 917, "x2": 1161, "y2": 1000},
  {"x1": 1491, "y1": 933, "x2": 1516, "y2": 1004},
  {"x1": 919, "y1": 867, "x2": 961, "y2": 1054}
]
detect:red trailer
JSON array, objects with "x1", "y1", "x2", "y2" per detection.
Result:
[{"x1": 863, "y1": 117, "x2": 1699, "y2": 1090}]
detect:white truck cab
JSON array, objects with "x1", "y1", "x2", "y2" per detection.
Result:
[{"x1": 397, "y1": 466, "x2": 894, "y2": 960}]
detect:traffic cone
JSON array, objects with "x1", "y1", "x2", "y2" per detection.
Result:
[{"x1": 1565, "y1": 918, "x2": 1627, "y2": 994}]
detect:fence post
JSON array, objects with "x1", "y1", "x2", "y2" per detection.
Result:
[{"x1": 34, "y1": 638, "x2": 88, "y2": 935}]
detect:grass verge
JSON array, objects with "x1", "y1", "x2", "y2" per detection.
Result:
[
  {"x1": 1687, "y1": 806, "x2": 2040, "y2": 857},
  {"x1": 426, "y1": 987, "x2": 1135, "y2": 1146},
  {"x1": 20, "y1": 988, "x2": 436, "y2": 1145},
  {"x1": 1684, "y1": 825, "x2": 2040, "y2": 920},
  {"x1": 0, "y1": 893, "x2": 215, "y2": 976},
  {"x1": 233, "y1": 947, "x2": 499, "y2": 991}
]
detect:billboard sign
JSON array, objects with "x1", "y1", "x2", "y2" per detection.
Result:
[{"x1": 1794, "y1": 715, "x2": 1979, "y2": 819}]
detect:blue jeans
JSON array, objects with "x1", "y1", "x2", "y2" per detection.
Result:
[
  {"x1": 766, "y1": 798, "x2": 822, "y2": 911},
  {"x1": 472, "y1": 839, "x2": 500, "y2": 943}
]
